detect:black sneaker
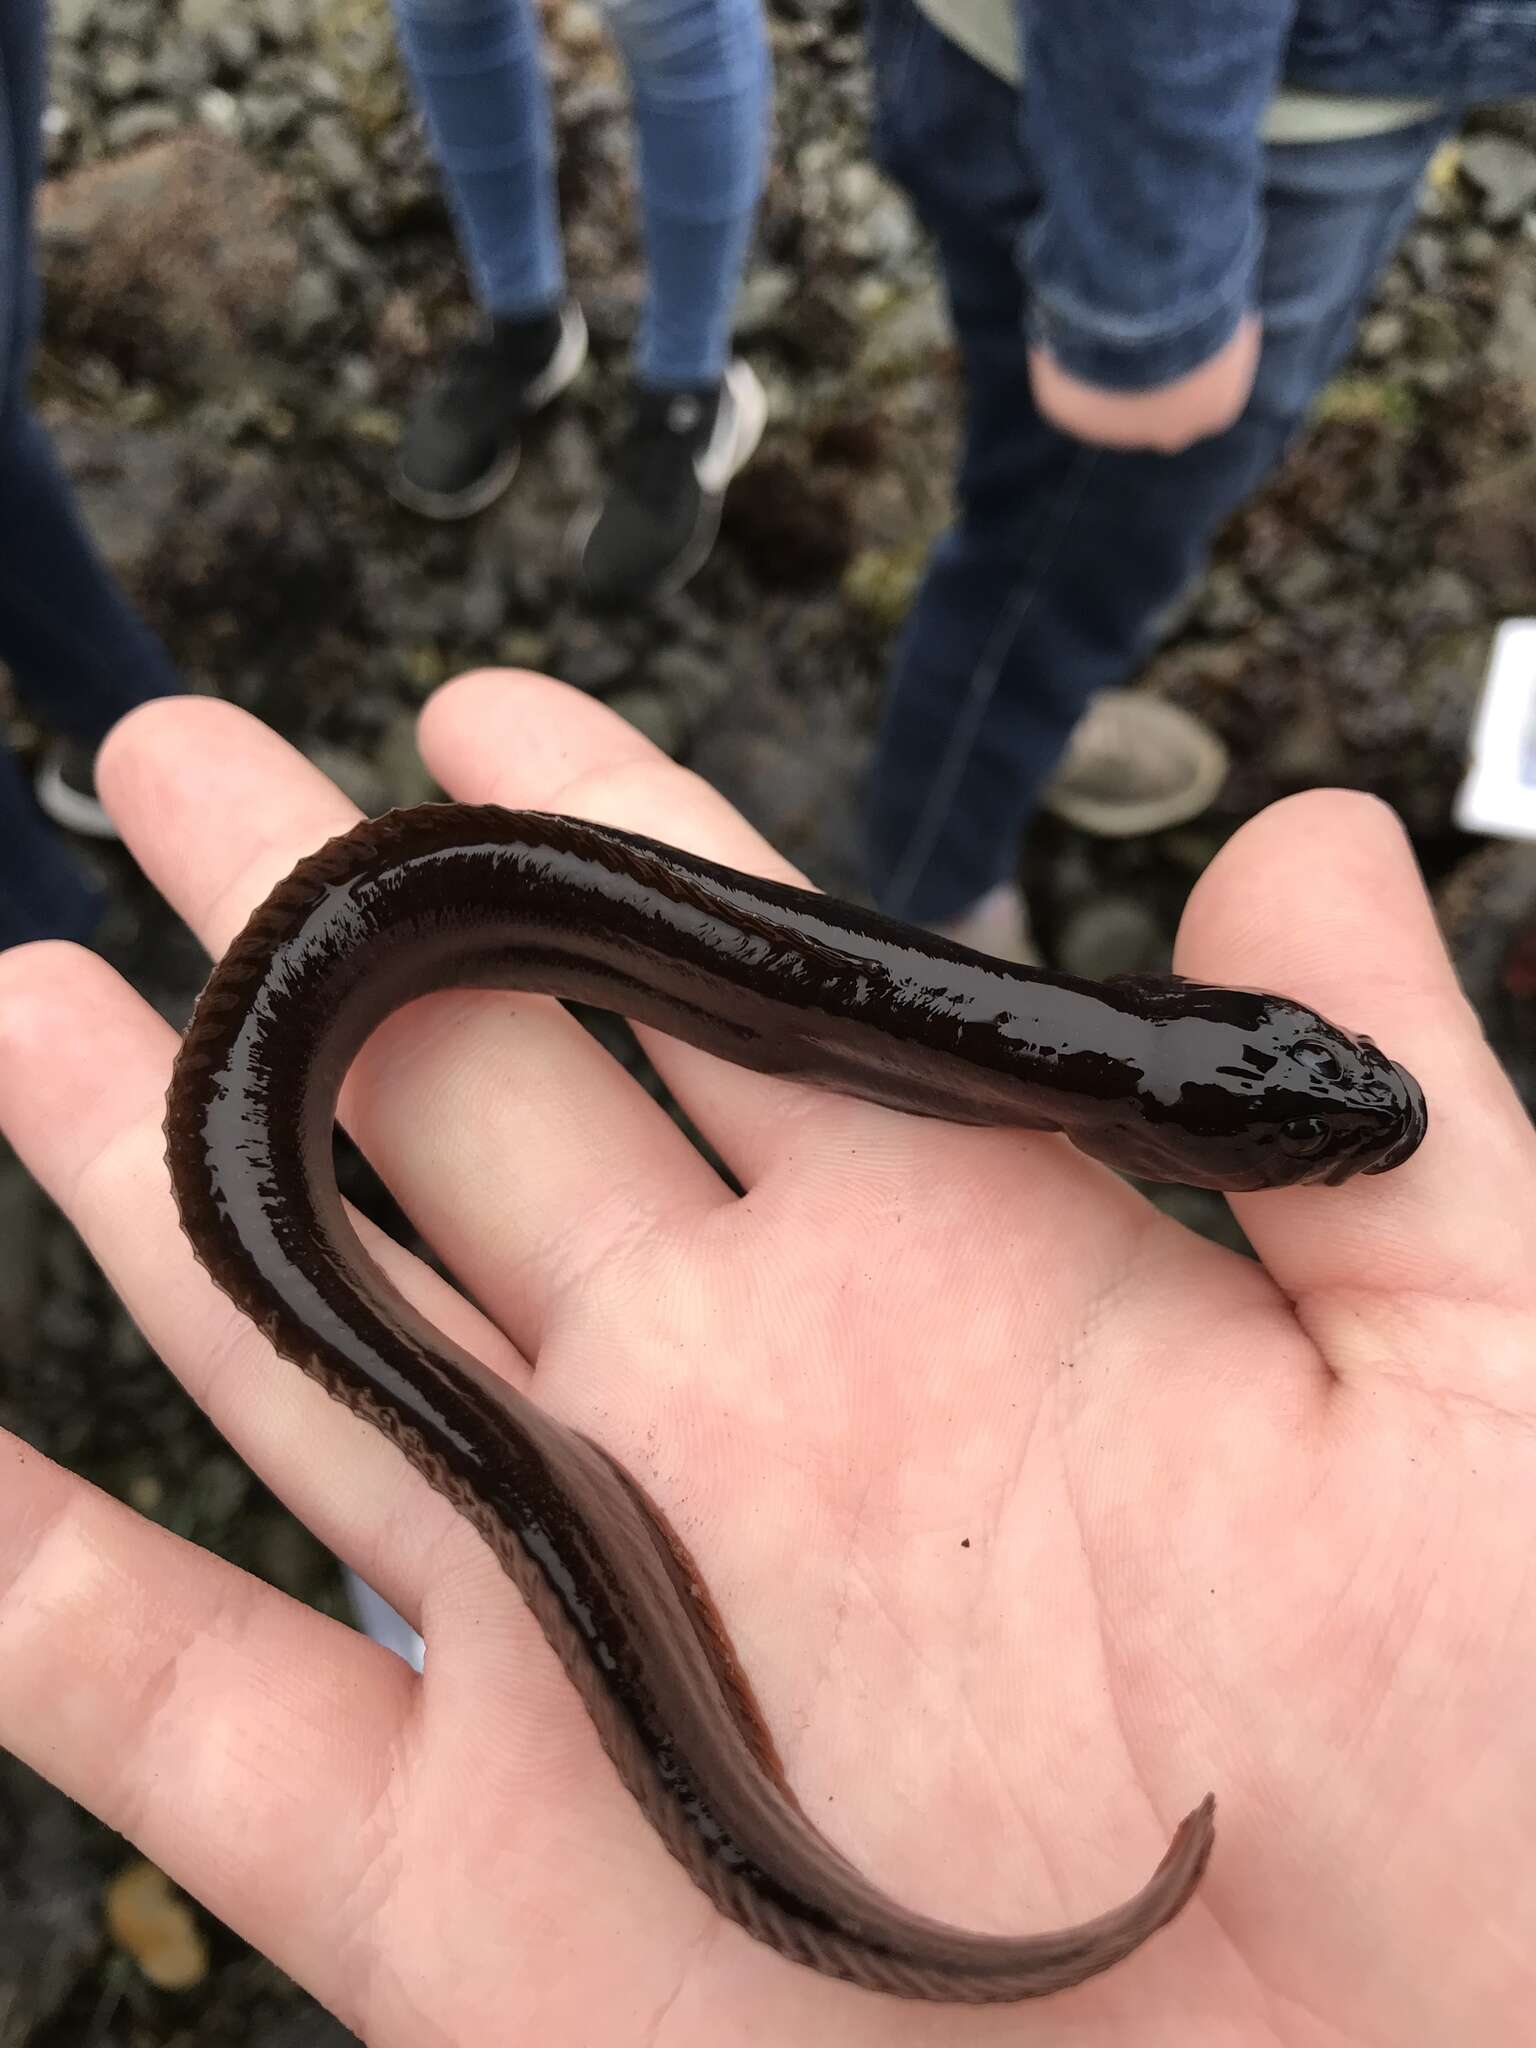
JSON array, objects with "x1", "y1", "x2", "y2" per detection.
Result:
[
  {"x1": 35, "y1": 738, "x2": 118, "y2": 840},
  {"x1": 573, "y1": 359, "x2": 767, "y2": 606},
  {"x1": 389, "y1": 301, "x2": 588, "y2": 520}
]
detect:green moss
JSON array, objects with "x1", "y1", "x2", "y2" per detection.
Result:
[
  {"x1": 841, "y1": 543, "x2": 928, "y2": 629},
  {"x1": 1314, "y1": 376, "x2": 1421, "y2": 432}
]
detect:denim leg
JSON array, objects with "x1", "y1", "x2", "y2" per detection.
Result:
[
  {"x1": 389, "y1": 0, "x2": 565, "y2": 318},
  {"x1": 598, "y1": 0, "x2": 768, "y2": 387},
  {"x1": 0, "y1": 410, "x2": 180, "y2": 742},
  {"x1": 0, "y1": 0, "x2": 170, "y2": 949},
  {"x1": 863, "y1": 0, "x2": 1451, "y2": 921},
  {"x1": 0, "y1": 736, "x2": 104, "y2": 952}
]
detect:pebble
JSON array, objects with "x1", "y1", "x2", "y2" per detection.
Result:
[
  {"x1": 1358, "y1": 310, "x2": 1408, "y2": 362},
  {"x1": 196, "y1": 86, "x2": 243, "y2": 139},
  {"x1": 96, "y1": 44, "x2": 148, "y2": 100},
  {"x1": 1461, "y1": 133, "x2": 1536, "y2": 225},
  {"x1": 105, "y1": 1863, "x2": 209, "y2": 1991},
  {"x1": 1454, "y1": 225, "x2": 1500, "y2": 269},
  {"x1": 104, "y1": 104, "x2": 182, "y2": 152},
  {"x1": 306, "y1": 112, "x2": 371, "y2": 193}
]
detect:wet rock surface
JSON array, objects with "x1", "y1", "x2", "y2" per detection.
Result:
[{"x1": 4, "y1": 10, "x2": 1536, "y2": 2040}]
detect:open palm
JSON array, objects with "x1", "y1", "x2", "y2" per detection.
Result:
[{"x1": 1, "y1": 672, "x2": 1531, "y2": 2047}]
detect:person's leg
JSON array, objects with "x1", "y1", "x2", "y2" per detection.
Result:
[
  {"x1": 0, "y1": 0, "x2": 178, "y2": 747},
  {"x1": 573, "y1": 0, "x2": 769, "y2": 604},
  {"x1": 0, "y1": 736, "x2": 104, "y2": 951},
  {"x1": 388, "y1": 0, "x2": 563, "y2": 321},
  {"x1": 387, "y1": 0, "x2": 589, "y2": 517},
  {"x1": 865, "y1": 5, "x2": 1450, "y2": 923},
  {"x1": 0, "y1": 0, "x2": 173, "y2": 936},
  {"x1": 601, "y1": 0, "x2": 768, "y2": 391}
]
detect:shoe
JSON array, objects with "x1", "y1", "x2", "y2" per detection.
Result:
[
  {"x1": 1042, "y1": 690, "x2": 1229, "y2": 838},
  {"x1": 389, "y1": 301, "x2": 588, "y2": 520},
  {"x1": 932, "y1": 879, "x2": 1039, "y2": 966},
  {"x1": 573, "y1": 358, "x2": 767, "y2": 606},
  {"x1": 35, "y1": 738, "x2": 118, "y2": 840}
]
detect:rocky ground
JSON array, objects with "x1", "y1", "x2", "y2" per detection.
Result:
[{"x1": 4, "y1": 0, "x2": 1536, "y2": 2039}]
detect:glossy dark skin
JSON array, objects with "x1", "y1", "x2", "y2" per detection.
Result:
[{"x1": 164, "y1": 805, "x2": 1426, "y2": 2004}]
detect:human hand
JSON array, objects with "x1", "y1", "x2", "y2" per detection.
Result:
[
  {"x1": 1029, "y1": 314, "x2": 1262, "y2": 452},
  {"x1": 0, "y1": 674, "x2": 1531, "y2": 2046}
]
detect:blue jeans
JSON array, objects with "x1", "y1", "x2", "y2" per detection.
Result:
[
  {"x1": 390, "y1": 0, "x2": 769, "y2": 388},
  {"x1": 864, "y1": 0, "x2": 1452, "y2": 924},
  {"x1": 1, "y1": 0, "x2": 179, "y2": 952}
]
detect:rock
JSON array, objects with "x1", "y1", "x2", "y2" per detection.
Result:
[
  {"x1": 608, "y1": 685, "x2": 686, "y2": 755},
  {"x1": 1487, "y1": 267, "x2": 1536, "y2": 382},
  {"x1": 0, "y1": 1161, "x2": 44, "y2": 1364},
  {"x1": 242, "y1": 87, "x2": 309, "y2": 144},
  {"x1": 255, "y1": 0, "x2": 312, "y2": 40},
  {"x1": 146, "y1": 37, "x2": 213, "y2": 96},
  {"x1": 1194, "y1": 564, "x2": 1261, "y2": 635},
  {"x1": 105, "y1": 1861, "x2": 209, "y2": 1991},
  {"x1": 38, "y1": 135, "x2": 301, "y2": 383},
  {"x1": 212, "y1": 18, "x2": 261, "y2": 76},
  {"x1": 97, "y1": 43, "x2": 149, "y2": 100},
  {"x1": 1404, "y1": 229, "x2": 1449, "y2": 292},
  {"x1": 1388, "y1": 565, "x2": 1483, "y2": 630},
  {"x1": 256, "y1": 2008, "x2": 362, "y2": 2048},
  {"x1": 1357, "y1": 309, "x2": 1408, "y2": 362},
  {"x1": 735, "y1": 265, "x2": 796, "y2": 338},
  {"x1": 645, "y1": 643, "x2": 732, "y2": 728},
  {"x1": 556, "y1": 623, "x2": 633, "y2": 695},
  {"x1": 691, "y1": 661, "x2": 868, "y2": 894},
  {"x1": 177, "y1": 0, "x2": 230, "y2": 31},
  {"x1": 0, "y1": 1760, "x2": 105, "y2": 2039},
  {"x1": 1461, "y1": 134, "x2": 1536, "y2": 225},
  {"x1": 1453, "y1": 225, "x2": 1500, "y2": 270},
  {"x1": 103, "y1": 104, "x2": 182, "y2": 153},
  {"x1": 196, "y1": 86, "x2": 243, "y2": 139},
  {"x1": 306, "y1": 113, "x2": 372, "y2": 195},
  {"x1": 857, "y1": 279, "x2": 951, "y2": 376},
  {"x1": 52, "y1": 0, "x2": 100, "y2": 36},
  {"x1": 1055, "y1": 896, "x2": 1168, "y2": 979},
  {"x1": 1263, "y1": 544, "x2": 1336, "y2": 612},
  {"x1": 303, "y1": 744, "x2": 390, "y2": 817},
  {"x1": 48, "y1": 424, "x2": 203, "y2": 591},
  {"x1": 284, "y1": 264, "x2": 345, "y2": 344}
]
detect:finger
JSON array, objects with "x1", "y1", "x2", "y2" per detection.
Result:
[
  {"x1": 98, "y1": 697, "x2": 727, "y2": 1357},
  {"x1": 418, "y1": 668, "x2": 890, "y2": 1186},
  {"x1": 1176, "y1": 791, "x2": 1536, "y2": 1389},
  {"x1": 0, "y1": 1429, "x2": 413, "y2": 2023},
  {"x1": 0, "y1": 939, "x2": 521, "y2": 1625}
]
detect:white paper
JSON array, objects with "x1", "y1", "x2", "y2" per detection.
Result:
[{"x1": 1454, "y1": 619, "x2": 1536, "y2": 842}]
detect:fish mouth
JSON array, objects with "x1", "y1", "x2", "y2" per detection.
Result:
[{"x1": 1362, "y1": 1063, "x2": 1429, "y2": 1175}]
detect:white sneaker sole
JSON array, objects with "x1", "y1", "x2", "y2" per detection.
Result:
[
  {"x1": 35, "y1": 752, "x2": 119, "y2": 840},
  {"x1": 1043, "y1": 704, "x2": 1231, "y2": 839},
  {"x1": 388, "y1": 303, "x2": 589, "y2": 522},
  {"x1": 570, "y1": 357, "x2": 769, "y2": 604}
]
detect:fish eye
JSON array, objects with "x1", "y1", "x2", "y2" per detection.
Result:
[
  {"x1": 1281, "y1": 1115, "x2": 1332, "y2": 1156},
  {"x1": 1291, "y1": 1038, "x2": 1344, "y2": 1083}
]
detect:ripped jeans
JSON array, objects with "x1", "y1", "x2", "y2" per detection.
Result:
[{"x1": 390, "y1": 0, "x2": 769, "y2": 387}]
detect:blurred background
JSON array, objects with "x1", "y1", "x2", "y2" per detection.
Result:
[{"x1": 3, "y1": 0, "x2": 1536, "y2": 2040}]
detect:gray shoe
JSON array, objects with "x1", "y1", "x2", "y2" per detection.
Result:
[{"x1": 1043, "y1": 691, "x2": 1229, "y2": 838}]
